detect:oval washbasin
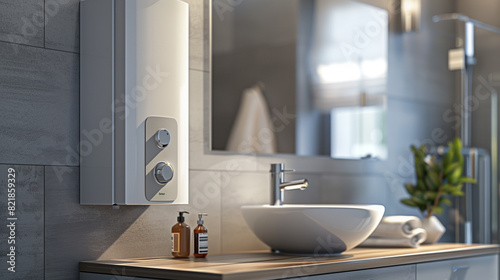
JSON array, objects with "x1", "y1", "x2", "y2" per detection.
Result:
[{"x1": 241, "y1": 204, "x2": 385, "y2": 255}]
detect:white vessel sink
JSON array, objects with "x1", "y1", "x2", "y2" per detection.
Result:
[{"x1": 241, "y1": 204, "x2": 384, "y2": 255}]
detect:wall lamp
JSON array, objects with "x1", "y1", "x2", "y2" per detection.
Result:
[{"x1": 396, "y1": 0, "x2": 421, "y2": 32}]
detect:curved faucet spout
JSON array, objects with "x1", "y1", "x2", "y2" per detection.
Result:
[
  {"x1": 270, "y1": 163, "x2": 308, "y2": 205},
  {"x1": 280, "y1": 179, "x2": 308, "y2": 191}
]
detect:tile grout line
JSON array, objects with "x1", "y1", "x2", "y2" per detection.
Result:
[
  {"x1": 0, "y1": 40, "x2": 80, "y2": 55},
  {"x1": 0, "y1": 163, "x2": 78, "y2": 168},
  {"x1": 218, "y1": 171, "x2": 223, "y2": 254},
  {"x1": 43, "y1": 165, "x2": 46, "y2": 280},
  {"x1": 43, "y1": 0, "x2": 46, "y2": 49}
]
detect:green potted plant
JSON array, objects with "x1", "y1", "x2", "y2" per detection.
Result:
[{"x1": 401, "y1": 137, "x2": 476, "y2": 243}]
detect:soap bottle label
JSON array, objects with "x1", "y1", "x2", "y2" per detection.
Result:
[
  {"x1": 171, "y1": 232, "x2": 180, "y2": 253},
  {"x1": 196, "y1": 232, "x2": 208, "y2": 254}
]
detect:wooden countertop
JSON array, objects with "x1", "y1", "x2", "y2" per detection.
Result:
[{"x1": 80, "y1": 243, "x2": 499, "y2": 280}]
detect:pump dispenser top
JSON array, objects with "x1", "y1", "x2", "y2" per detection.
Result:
[
  {"x1": 197, "y1": 213, "x2": 207, "y2": 225},
  {"x1": 177, "y1": 211, "x2": 189, "y2": 223}
]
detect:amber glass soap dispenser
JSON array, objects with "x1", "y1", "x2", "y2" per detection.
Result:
[
  {"x1": 194, "y1": 213, "x2": 208, "y2": 258},
  {"x1": 171, "y1": 211, "x2": 190, "y2": 258}
]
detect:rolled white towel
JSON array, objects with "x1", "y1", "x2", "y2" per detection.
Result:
[
  {"x1": 359, "y1": 228, "x2": 428, "y2": 248},
  {"x1": 371, "y1": 216, "x2": 422, "y2": 238}
]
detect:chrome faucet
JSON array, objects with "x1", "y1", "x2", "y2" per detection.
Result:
[{"x1": 270, "y1": 163, "x2": 308, "y2": 205}]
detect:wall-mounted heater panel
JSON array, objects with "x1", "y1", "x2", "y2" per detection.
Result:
[{"x1": 80, "y1": 0, "x2": 189, "y2": 205}]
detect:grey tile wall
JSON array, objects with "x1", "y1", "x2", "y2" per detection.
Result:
[
  {"x1": 221, "y1": 171, "x2": 269, "y2": 252},
  {"x1": 0, "y1": 41, "x2": 79, "y2": 166},
  {"x1": 319, "y1": 174, "x2": 410, "y2": 214},
  {"x1": 0, "y1": 0, "x2": 44, "y2": 47},
  {"x1": 44, "y1": 166, "x2": 149, "y2": 280},
  {"x1": 384, "y1": 99, "x2": 455, "y2": 190},
  {"x1": 44, "y1": 0, "x2": 80, "y2": 53}
]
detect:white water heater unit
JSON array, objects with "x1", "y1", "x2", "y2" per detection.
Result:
[{"x1": 80, "y1": 0, "x2": 189, "y2": 205}]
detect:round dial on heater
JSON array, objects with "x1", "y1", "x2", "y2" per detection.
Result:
[
  {"x1": 154, "y1": 162, "x2": 174, "y2": 185},
  {"x1": 155, "y1": 129, "x2": 171, "y2": 148}
]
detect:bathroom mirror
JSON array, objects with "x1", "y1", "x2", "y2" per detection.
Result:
[{"x1": 211, "y1": 0, "x2": 388, "y2": 159}]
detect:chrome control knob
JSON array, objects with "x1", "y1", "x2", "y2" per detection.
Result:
[
  {"x1": 154, "y1": 162, "x2": 174, "y2": 185},
  {"x1": 155, "y1": 129, "x2": 171, "y2": 148}
]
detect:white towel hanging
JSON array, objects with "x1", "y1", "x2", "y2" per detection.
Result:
[{"x1": 226, "y1": 85, "x2": 277, "y2": 154}]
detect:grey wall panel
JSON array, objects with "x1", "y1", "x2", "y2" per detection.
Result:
[
  {"x1": 44, "y1": 0, "x2": 80, "y2": 53},
  {"x1": 0, "y1": 164, "x2": 44, "y2": 280},
  {"x1": 384, "y1": 99, "x2": 456, "y2": 189},
  {"x1": 0, "y1": 0, "x2": 44, "y2": 47},
  {"x1": 221, "y1": 171, "x2": 270, "y2": 253},
  {"x1": 44, "y1": 166, "x2": 149, "y2": 280},
  {"x1": 0, "y1": 42, "x2": 79, "y2": 166}
]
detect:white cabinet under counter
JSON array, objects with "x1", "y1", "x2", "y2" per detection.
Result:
[
  {"x1": 287, "y1": 265, "x2": 416, "y2": 280},
  {"x1": 79, "y1": 244, "x2": 499, "y2": 280},
  {"x1": 416, "y1": 254, "x2": 498, "y2": 280}
]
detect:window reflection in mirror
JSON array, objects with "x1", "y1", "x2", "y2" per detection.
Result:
[
  {"x1": 330, "y1": 106, "x2": 387, "y2": 159},
  {"x1": 212, "y1": 0, "x2": 388, "y2": 160}
]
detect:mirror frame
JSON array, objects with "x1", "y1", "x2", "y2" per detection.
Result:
[{"x1": 204, "y1": 0, "x2": 389, "y2": 175}]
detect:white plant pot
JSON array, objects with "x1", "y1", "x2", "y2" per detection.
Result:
[{"x1": 421, "y1": 216, "x2": 446, "y2": 244}]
